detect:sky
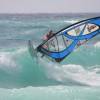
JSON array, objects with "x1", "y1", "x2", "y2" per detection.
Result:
[{"x1": 0, "y1": 0, "x2": 100, "y2": 13}]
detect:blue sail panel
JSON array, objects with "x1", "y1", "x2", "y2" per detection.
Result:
[{"x1": 37, "y1": 17, "x2": 100, "y2": 62}]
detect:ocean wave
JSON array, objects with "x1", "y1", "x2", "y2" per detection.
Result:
[
  {"x1": 40, "y1": 58, "x2": 100, "y2": 86},
  {"x1": 61, "y1": 64, "x2": 100, "y2": 86},
  {"x1": 0, "y1": 45, "x2": 100, "y2": 88}
]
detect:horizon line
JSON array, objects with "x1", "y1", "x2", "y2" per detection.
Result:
[{"x1": 0, "y1": 12, "x2": 100, "y2": 14}]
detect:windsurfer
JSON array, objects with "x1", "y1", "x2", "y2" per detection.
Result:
[{"x1": 43, "y1": 30, "x2": 54, "y2": 41}]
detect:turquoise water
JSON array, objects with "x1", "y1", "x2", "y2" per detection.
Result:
[{"x1": 0, "y1": 13, "x2": 100, "y2": 100}]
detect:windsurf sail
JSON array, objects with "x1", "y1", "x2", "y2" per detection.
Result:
[{"x1": 36, "y1": 17, "x2": 100, "y2": 62}]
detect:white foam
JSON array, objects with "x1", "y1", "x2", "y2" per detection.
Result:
[
  {"x1": 0, "y1": 48, "x2": 27, "y2": 73},
  {"x1": 64, "y1": 20, "x2": 79, "y2": 24},
  {"x1": 15, "y1": 47, "x2": 27, "y2": 54},
  {"x1": 0, "y1": 52, "x2": 18, "y2": 74},
  {"x1": 94, "y1": 41, "x2": 100, "y2": 48},
  {"x1": 0, "y1": 52, "x2": 16, "y2": 68},
  {"x1": 40, "y1": 59, "x2": 100, "y2": 87}
]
